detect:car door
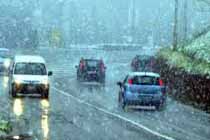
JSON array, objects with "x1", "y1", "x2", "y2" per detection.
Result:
[
  {"x1": 8, "y1": 62, "x2": 15, "y2": 93},
  {"x1": 120, "y1": 75, "x2": 128, "y2": 94}
]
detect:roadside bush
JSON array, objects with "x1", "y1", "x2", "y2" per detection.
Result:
[{"x1": 156, "y1": 48, "x2": 210, "y2": 112}]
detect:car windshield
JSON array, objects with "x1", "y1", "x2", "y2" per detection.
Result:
[
  {"x1": 14, "y1": 63, "x2": 47, "y2": 75},
  {"x1": 0, "y1": 50, "x2": 10, "y2": 58},
  {"x1": 128, "y1": 76, "x2": 159, "y2": 85}
]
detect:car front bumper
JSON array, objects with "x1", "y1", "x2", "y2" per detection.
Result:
[{"x1": 13, "y1": 83, "x2": 49, "y2": 94}]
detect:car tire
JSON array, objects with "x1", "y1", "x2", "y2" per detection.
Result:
[
  {"x1": 42, "y1": 93, "x2": 49, "y2": 99},
  {"x1": 77, "y1": 74, "x2": 80, "y2": 81},
  {"x1": 11, "y1": 90, "x2": 17, "y2": 98},
  {"x1": 119, "y1": 93, "x2": 127, "y2": 111},
  {"x1": 101, "y1": 78, "x2": 105, "y2": 84},
  {"x1": 42, "y1": 90, "x2": 49, "y2": 99},
  {"x1": 77, "y1": 70, "x2": 82, "y2": 81},
  {"x1": 77, "y1": 72, "x2": 80, "y2": 81},
  {"x1": 156, "y1": 102, "x2": 166, "y2": 111}
]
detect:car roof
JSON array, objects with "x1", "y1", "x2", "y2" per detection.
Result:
[
  {"x1": 14, "y1": 55, "x2": 46, "y2": 63},
  {"x1": 136, "y1": 55, "x2": 154, "y2": 59},
  {"x1": 84, "y1": 59, "x2": 100, "y2": 62},
  {"x1": 128, "y1": 72, "x2": 160, "y2": 77},
  {"x1": 0, "y1": 48, "x2": 10, "y2": 52}
]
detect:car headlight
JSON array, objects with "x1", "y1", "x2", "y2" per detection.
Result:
[
  {"x1": 14, "y1": 79, "x2": 22, "y2": 86},
  {"x1": 4, "y1": 59, "x2": 10, "y2": 68},
  {"x1": 41, "y1": 79, "x2": 49, "y2": 85}
]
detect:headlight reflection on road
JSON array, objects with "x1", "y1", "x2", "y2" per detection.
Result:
[
  {"x1": 13, "y1": 98, "x2": 24, "y2": 117},
  {"x1": 4, "y1": 59, "x2": 10, "y2": 68},
  {"x1": 41, "y1": 99, "x2": 50, "y2": 140},
  {"x1": 41, "y1": 99, "x2": 50, "y2": 109},
  {"x1": 3, "y1": 76, "x2": 9, "y2": 88}
]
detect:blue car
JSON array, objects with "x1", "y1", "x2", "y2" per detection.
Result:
[{"x1": 117, "y1": 72, "x2": 167, "y2": 110}]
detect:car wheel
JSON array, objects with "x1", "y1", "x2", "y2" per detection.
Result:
[
  {"x1": 12, "y1": 90, "x2": 17, "y2": 98},
  {"x1": 100, "y1": 76, "x2": 105, "y2": 83},
  {"x1": 42, "y1": 90, "x2": 49, "y2": 99},
  {"x1": 77, "y1": 73, "x2": 80, "y2": 81},
  {"x1": 119, "y1": 93, "x2": 126, "y2": 111},
  {"x1": 42, "y1": 93, "x2": 49, "y2": 99},
  {"x1": 156, "y1": 102, "x2": 166, "y2": 111},
  {"x1": 77, "y1": 71, "x2": 82, "y2": 81}
]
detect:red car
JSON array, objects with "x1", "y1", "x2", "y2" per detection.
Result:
[
  {"x1": 76, "y1": 58, "x2": 106, "y2": 85},
  {"x1": 131, "y1": 55, "x2": 155, "y2": 72}
]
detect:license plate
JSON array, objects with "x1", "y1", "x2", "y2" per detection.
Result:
[
  {"x1": 28, "y1": 85, "x2": 35, "y2": 90},
  {"x1": 139, "y1": 95, "x2": 150, "y2": 100},
  {"x1": 88, "y1": 71, "x2": 96, "y2": 74}
]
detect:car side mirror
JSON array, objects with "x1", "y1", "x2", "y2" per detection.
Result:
[
  {"x1": 117, "y1": 81, "x2": 122, "y2": 87},
  {"x1": 9, "y1": 67, "x2": 13, "y2": 75},
  {"x1": 48, "y1": 71, "x2": 53, "y2": 76}
]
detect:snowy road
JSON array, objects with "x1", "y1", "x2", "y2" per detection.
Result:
[{"x1": 0, "y1": 47, "x2": 210, "y2": 140}]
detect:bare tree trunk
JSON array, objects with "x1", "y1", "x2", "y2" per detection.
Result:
[{"x1": 173, "y1": 0, "x2": 178, "y2": 50}]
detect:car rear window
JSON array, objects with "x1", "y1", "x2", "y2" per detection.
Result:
[
  {"x1": 86, "y1": 60, "x2": 99, "y2": 67},
  {"x1": 127, "y1": 76, "x2": 159, "y2": 85}
]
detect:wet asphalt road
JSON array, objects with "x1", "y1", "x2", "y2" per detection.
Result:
[{"x1": 0, "y1": 46, "x2": 210, "y2": 140}]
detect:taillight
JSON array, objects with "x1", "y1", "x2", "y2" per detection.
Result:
[
  {"x1": 128, "y1": 79, "x2": 133, "y2": 85},
  {"x1": 101, "y1": 66, "x2": 105, "y2": 72},
  {"x1": 159, "y1": 79, "x2": 163, "y2": 86},
  {"x1": 100, "y1": 63, "x2": 105, "y2": 72}
]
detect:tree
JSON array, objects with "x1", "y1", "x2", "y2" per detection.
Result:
[
  {"x1": 197, "y1": 0, "x2": 210, "y2": 5},
  {"x1": 195, "y1": 0, "x2": 210, "y2": 12}
]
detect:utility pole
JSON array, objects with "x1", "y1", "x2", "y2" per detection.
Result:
[
  {"x1": 34, "y1": 0, "x2": 42, "y2": 47},
  {"x1": 173, "y1": 0, "x2": 178, "y2": 50},
  {"x1": 130, "y1": 0, "x2": 136, "y2": 44},
  {"x1": 183, "y1": 0, "x2": 188, "y2": 42}
]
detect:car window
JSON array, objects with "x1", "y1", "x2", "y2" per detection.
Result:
[
  {"x1": 14, "y1": 63, "x2": 47, "y2": 75},
  {"x1": 86, "y1": 60, "x2": 99, "y2": 67},
  {"x1": 127, "y1": 76, "x2": 159, "y2": 85},
  {"x1": 0, "y1": 50, "x2": 10, "y2": 58}
]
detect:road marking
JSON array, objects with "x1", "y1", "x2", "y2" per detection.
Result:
[{"x1": 52, "y1": 86, "x2": 175, "y2": 140}]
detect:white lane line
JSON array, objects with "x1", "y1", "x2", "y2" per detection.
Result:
[{"x1": 52, "y1": 86, "x2": 175, "y2": 140}]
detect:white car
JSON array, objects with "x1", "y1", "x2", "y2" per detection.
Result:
[{"x1": 9, "y1": 55, "x2": 53, "y2": 98}]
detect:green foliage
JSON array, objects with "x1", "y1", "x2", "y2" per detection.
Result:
[
  {"x1": 158, "y1": 27, "x2": 210, "y2": 76},
  {"x1": 179, "y1": 30, "x2": 210, "y2": 63},
  {"x1": 0, "y1": 120, "x2": 12, "y2": 134},
  {"x1": 158, "y1": 48, "x2": 210, "y2": 75}
]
